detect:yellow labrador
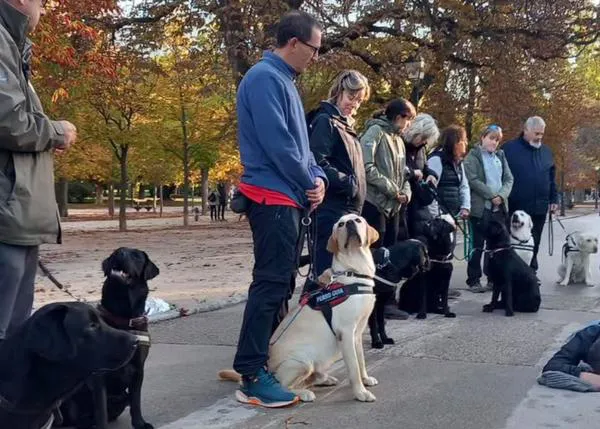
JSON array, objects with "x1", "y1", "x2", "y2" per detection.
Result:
[{"x1": 219, "y1": 214, "x2": 379, "y2": 403}]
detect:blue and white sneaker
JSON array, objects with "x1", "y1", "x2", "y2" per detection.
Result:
[{"x1": 235, "y1": 368, "x2": 299, "y2": 408}]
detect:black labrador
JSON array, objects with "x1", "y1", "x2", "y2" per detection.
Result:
[
  {"x1": 0, "y1": 302, "x2": 138, "y2": 429},
  {"x1": 59, "y1": 248, "x2": 159, "y2": 429},
  {"x1": 368, "y1": 239, "x2": 430, "y2": 348},
  {"x1": 399, "y1": 215, "x2": 457, "y2": 319},
  {"x1": 482, "y1": 219, "x2": 541, "y2": 316}
]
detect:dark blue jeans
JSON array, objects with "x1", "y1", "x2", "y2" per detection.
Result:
[{"x1": 233, "y1": 202, "x2": 301, "y2": 377}]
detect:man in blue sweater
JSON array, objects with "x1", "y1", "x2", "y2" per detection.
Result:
[
  {"x1": 503, "y1": 116, "x2": 558, "y2": 272},
  {"x1": 233, "y1": 10, "x2": 327, "y2": 408}
]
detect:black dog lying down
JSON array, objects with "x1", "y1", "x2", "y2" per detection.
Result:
[
  {"x1": 483, "y1": 219, "x2": 541, "y2": 316},
  {"x1": 369, "y1": 239, "x2": 430, "y2": 348},
  {"x1": 59, "y1": 248, "x2": 159, "y2": 429},
  {"x1": 399, "y1": 215, "x2": 457, "y2": 320},
  {"x1": 0, "y1": 302, "x2": 138, "y2": 429}
]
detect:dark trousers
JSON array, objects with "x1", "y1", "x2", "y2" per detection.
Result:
[
  {"x1": 362, "y1": 201, "x2": 399, "y2": 248},
  {"x1": 0, "y1": 243, "x2": 38, "y2": 340},
  {"x1": 210, "y1": 205, "x2": 217, "y2": 220},
  {"x1": 530, "y1": 214, "x2": 547, "y2": 271},
  {"x1": 218, "y1": 203, "x2": 226, "y2": 220},
  {"x1": 466, "y1": 216, "x2": 490, "y2": 286},
  {"x1": 233, "y1": 203, "x2": 301, "y2": 377},
  {"x1": 312, "y1": 206, "x2": 359, "y2": 278}
]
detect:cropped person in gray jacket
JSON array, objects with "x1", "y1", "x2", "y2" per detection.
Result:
[{"x1": 463, "y1": 125, "x2": 513, "y2": 292}]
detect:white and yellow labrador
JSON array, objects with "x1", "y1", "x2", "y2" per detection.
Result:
[
  {"x1": 219, "y1": 214, "x2": 380, "y2": 402},
  {"x1": 557, "y1": 232, "x2": 598, "y2": 286},
  {"x1": 510, "y1": 210, "x2": 534, "y2": 265}
]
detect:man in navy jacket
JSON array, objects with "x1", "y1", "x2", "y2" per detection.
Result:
[
  {"x1": 503, "y1": 116, "x2": 558, "y2": 272},
  {"x1": 233, "y1": 11, "x2": 327, "y2": 408}
]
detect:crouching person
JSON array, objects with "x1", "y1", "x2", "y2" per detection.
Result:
[{"x1": 538, "y1": 323, "x2": 600, "y2": 392}]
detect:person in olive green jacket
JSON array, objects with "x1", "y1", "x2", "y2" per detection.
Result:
[
  {"x1": 0, "y1": 0, "x2": 77, "y2": 340},
  {"x1": 463, "y1": 124, "x2": 513, "y2": 292},
  {"x1": 360, "y1": 98, "x2": 415, "y2": 320}
]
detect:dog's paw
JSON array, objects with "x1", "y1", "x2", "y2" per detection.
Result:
[
  {"x1": 296, "y1": 389, "x2": 316, "y2": 402},
  {"x1": 133, "y1": 423, "x2": 154, "y2": 429},
  {"x1": 444, "y1": 311, "x2": 456, "y2": 318},
  {"x1": 505, "y1": 310, "x2": 514, "y2": 317},
  {"x1": 314, "y1": 373, "x2": 339, "y2": 386},
  {"x1": 362, "y1": 376, "x2": 378, "y2": 386},
  {"x1": 371, "y1": 340, "x2": 384, "y2": 349},
  {"x1": 382, "y1": 337, "x2": 395, "y2": 345},
  {"x1": 482, "y1": 304, "x2": 494, "y2": 313},
  {"x1": 416, "y1": 312, "x2": 427, "y2": 320},
  {"x1": 354, "y1": 389, "x2": 376, "y2": 402}
]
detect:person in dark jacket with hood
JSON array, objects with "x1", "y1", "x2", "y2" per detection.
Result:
[
  {"x1": 503, "y1": 116, "x2": 558, "y2": 272},
  {"x1": 541, "y1": 322, "x2": 600, "y2": 390},
  {"x1": 307, "y1": 69, "x2": 370, "y2": 278}
]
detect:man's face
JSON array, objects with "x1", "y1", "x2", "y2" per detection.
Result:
[
  {"x1": 524, "y1": 125, "x2": 545, "y2": 145},
  {"x1": 14, "y1": 0, "x2": 45, "y2": 33},
  {"x1": 290, "y1": 27, "x2": 322, "y2": 73}
]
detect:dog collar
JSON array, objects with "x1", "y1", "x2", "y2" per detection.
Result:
[
  {"x1": 96, "y1": 304, "x2": 149, "y2": 331},
  {"x1": 510, "y1": 233, "x2": 532, "y2": 244},
  {"x1": 330, "y1": 270, "x2": 374, "y2": 281}
]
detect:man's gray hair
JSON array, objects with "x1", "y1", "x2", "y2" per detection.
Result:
[
  {"x1": 403, "y1": 113, "x2": 440, "y2": 148},
  {"x1": 524, "y1": 116, "x2": 546, "y2": 131}
]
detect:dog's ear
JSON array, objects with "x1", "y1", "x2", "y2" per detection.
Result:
[
  {"x1": 366, "y1": 225, "x2": 379, "y2": 247},
  {"x1": 26, "y1": 304, "x2": 77, "y2": 362},
  {"x1": 327, "y1": 229, "x2": 339, "y2": 254},
  {"x1": 101, "y1": 255, "x2": 113, "y2": 277},
  {"x1": 143, "y1": 252, "x2": 160, "y2": 280}
]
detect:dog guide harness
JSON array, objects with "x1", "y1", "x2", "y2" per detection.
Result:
[
  {"x1": 510, "y1": 234, "x2": 535, "y2": 254},
  {"x1": 270, "y1": 272, "x2": 373, "y2": 345},
  {"x1": 562, "y1": 233, "x2": 580, "y2": 263}
]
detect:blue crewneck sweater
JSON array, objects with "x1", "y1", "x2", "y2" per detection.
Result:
[{"x1": 237, "y1": 51, "x2": 325, "y2": 207}]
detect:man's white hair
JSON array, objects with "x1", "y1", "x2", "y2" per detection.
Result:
[
  {"x1": 403, "y1": 113, "x2": 440, "y2": 148},
  {"x1": 524, "y1": 116, "x2": 546, "y2": 131}
]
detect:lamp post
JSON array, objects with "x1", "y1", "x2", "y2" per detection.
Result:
[{"x1": 405, "y1": 54, "x2": 425, "y2": 106}]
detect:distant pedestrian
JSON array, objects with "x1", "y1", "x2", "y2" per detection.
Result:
[
  {"x1": 217, "y1": 183, "x2": 227, "y2": 221},
  {"x1": 208, "y1": 190, "x2": 218, "y2": 221}
]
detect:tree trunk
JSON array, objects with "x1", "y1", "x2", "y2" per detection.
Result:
[
  {"x1": 179, "y1": 88, "x2": 190, "y2": 227},
  {"x1": 138, "y1": 183, "x2": 144, "y2": 200},
  {"x1": 201, "y1": 167, "x2": 209, "y2": 215},
  {"x1": 465, "y1": 68, "x2": 477, "y2": 143},
  {"x1": 118, "y1": 145, "x2": 129, "y2": 231},
  {"x1": 95, "y1": 183, "x2": 103, "y2": 206},
  {"x1": 153, "y1": 185, "x2": 158, "y2": 213},
  {"x1": 108, "y1": 183, "x2": 115, "y2": 218},
  {"x1": 159, "y1": 184, "x2": 164, "y2": 218},
  {"x1": 56, "y1": 178, "x2": 68, "y2": 218}
]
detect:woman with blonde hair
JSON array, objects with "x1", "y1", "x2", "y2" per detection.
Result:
[{"x1": 306, "y1": 69, "x2": 371, "y2": 281}]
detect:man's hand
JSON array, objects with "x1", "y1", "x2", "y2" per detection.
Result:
[
  {"x1": 425, "y1": 175, "x2": 438, "y2": 186},
  {"x1": 491, "y1": 196, "x2": 503, "y2": 206},
  {"x1": 459, "y1": 208, "x2": 470, "y2": 219},
  {"x1": 413, "y1": 169, "x2": 423, "y2": 181},
  {"x1": 397, "y1": 193, "x2": 408, "y2": 204},
  {"x1": 55, "y1": 121, "x2": 77, "y2": 152},
  {"x1": 550, "y1": 203, "x2": 558, "y2": 214},
  {"x1": 306, "y1": 177, "x2": 325, "y2": 208}
]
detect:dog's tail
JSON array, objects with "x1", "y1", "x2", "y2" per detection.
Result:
[{"x1": 218, "y1": 369, "x2": 242, "y2": 383}]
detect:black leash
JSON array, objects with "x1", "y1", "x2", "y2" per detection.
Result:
[
  {"x1": 297, "y1": 210, "x2": 317, "y2": 281},
  {"x1": 37, "y1": 259, "x2": 85, "y2": 302}
]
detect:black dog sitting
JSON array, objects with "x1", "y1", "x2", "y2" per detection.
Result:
[
  {"x1": 368, "y1": 239, "x2": 430, "y2": 348},
  {"x1": 59, "y1": 248, "x2": 159, "y2": 429},
  {"x1": 482, "y1": 219, "x2": 541, "y2": 317},
  {"x1": 399, "y1": 215, "x2": 457, "y2": 320},
  {"x1": 0, "y1": 302, "x2": 138, "y2": 429}
]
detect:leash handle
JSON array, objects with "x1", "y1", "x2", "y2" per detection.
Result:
[{"x1": 548, "y1": 209, "x2": 554, "y2": 256}]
